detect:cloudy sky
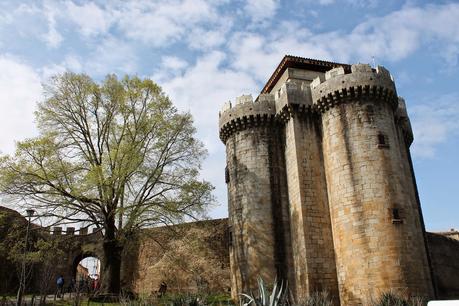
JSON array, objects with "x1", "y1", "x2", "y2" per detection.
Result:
[{"x1": 0, "y1": 0, "x2": 458, "y2": 231}]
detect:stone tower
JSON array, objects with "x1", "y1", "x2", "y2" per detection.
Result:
[{"x1": 219, "y1": 56, "x2": 435, "y2": 305}]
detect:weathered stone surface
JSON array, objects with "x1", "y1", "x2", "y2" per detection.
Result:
[
  {"x1": 1, "y1": 205, "x2": 459, "y2": 301},
  {"x1": 0, "y1": 209, "x2": 230, "y2": 296},
  {"x1": 124, "y1": 219, "x2": 230, "y2": 295},
  {"x1": 428, "y1": 232, "x2": 459, "y2": 299},
  {"x1": 218, "y1": 55, "x2": 450, "y2": 305},
  {"x1": 225, "y1": 125, "x2": 280, "y2": 299}
]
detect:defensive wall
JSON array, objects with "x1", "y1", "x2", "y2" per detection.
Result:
[
  {"x1": 0, "y1": 205, "x2": 458, "y2": 301},
  {"x1": 0, "y1": 206, "x2": 230, "y2": 296},
  {"x1": 218, "y1": 55, "x2": 457, "y2": 304}
]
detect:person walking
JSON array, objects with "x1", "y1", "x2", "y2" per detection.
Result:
[{"x1": 56, "y1": 275, "x2": 64, "y2": 299}]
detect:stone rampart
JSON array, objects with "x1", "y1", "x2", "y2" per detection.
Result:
[
  {"x1": 427, "y1": 233, "x2": 459, "y2": 299},
  {"x1": 219, "y1": 94, "x2": 276, "y2": 143},
  {"x1": 2, "y1": 205, "x2": 459, "y2": 300},
  {"x1": 124, "y1": 219, "x2": 230, "y2": 295},
  {"x1": 274, "y1": 79, "x2": 316, "y2": 122},
  {"x1": 311, "y1": 64, "x2": 398, "y2": 112}
]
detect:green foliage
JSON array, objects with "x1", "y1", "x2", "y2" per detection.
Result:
[
  {"x1": 0, "y1": 72, "x2": 214, "y2": 292},
  {"x1": 240, "y1": 278, "x2": 287, "y2": 306},
  {"x1": 159, "y1": 293, "x2": 234, "y2": 306},
  {"x1": 0, "y1": 73, "x2": 214, "y2": 235}
]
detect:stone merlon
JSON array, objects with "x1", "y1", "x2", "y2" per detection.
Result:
[
  {"x1": 311, "y1": 63, "x2": 398, "y2": 112},
  {"x1": 219, "y1": 93, "x2": 276, "y2": 143}
]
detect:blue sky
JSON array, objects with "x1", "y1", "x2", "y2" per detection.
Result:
[{"x1": 0, "y1": 0, "x2": 458, "y2": 231}]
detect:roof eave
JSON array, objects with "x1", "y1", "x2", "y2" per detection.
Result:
[{"x1": 261, "y1": 55, "x2": 351, "y2": 94}]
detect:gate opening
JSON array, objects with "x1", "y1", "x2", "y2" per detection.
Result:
[{"x1": 73, "y1": 255, "x2": 101, "y2": 293}]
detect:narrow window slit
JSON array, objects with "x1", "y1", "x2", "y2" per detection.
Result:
[
  {"x1": 391, "y1": 208, "x2": 403, "y2": 224},
  {"x1": 377, "y1": 132, "x2": 389, "y2": 148}
]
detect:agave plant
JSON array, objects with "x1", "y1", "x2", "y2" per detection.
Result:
[{"x1": 240, "y1": 278, "x2": 287, "y2": 306}]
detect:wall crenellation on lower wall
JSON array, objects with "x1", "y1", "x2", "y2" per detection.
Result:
[{"x1": 50, "y1": 226, "x2": 100, "y2": 235}]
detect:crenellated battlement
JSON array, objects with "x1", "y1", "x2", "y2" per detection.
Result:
[
  {"x1": 50, "y1": 226, "x2": 102, "y2": 236},
  {"x1": 219, "y1": 56, "x2": 439, "y2": 304},
  {"x1": 274, "y1": 79, "x2": 317, "y2": 123},
  {"x1": 311, "y1": 64, "x2": 398, "y2": 112},
  {"x1": 219, "y1": 93, "x2": 276, "y2": 143}
]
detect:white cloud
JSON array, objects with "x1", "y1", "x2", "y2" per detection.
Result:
[
  {"x1": 115, "y1": 0, "x2": 221, "y2": 46},
  {"x1": 227, "y1": 3, "x2": 459, "y2": 82},
  {"x1": 318, "y1": 0, "x2": 335, "y2": 5},
  {"x1": 159, "y1": 51, "x2": 258, "y2": 130},
  {"x1": 0, "y1": 56, "x2": 41, "y2": 155},
  {"x1": 302, "y1": 0, "x2": 377, "y2": 7},
  {"x1": 186, "y1": 17, "x2": 233, "y2": 50},
  {"x1": 42, "y1": 3, "x2": 63, "y2": 48},
  {"x1": 41, "y1": 37, "x2": 136, "y2": 79},
  {"x1": 85, "y1": 37, "x2": 138, "y2": 76},
  {"x1": 340, "y1": 3, "x2": 459, "y2": 62},
  {"x1": 228, "y1": 24, "x2": 332, "y2": 81},
  {"x1": 41, "y1": 54, "x2": 83, "y2": 80},
  {"x1": 410, "y1": 94, "x2": 459, "y2": 158},
  {"x1": 156, "y1": 52, "x2": 259, "y2": 217},
  {"x1": 65, "y1": 1, "x2": 113, "y2": 37},
  {"x1": 162, "y1": 56, "x2": 188, "y2": 71},
  {"x1": 244, "y1": 0, "x2": 279, "y2": 22},
  {"x1": 153, "y1": 56, "x2": 188, "y2": 80}
]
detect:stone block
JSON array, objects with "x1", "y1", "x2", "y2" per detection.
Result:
[
  {"x1": 325, "y1": 67, "x2": 345, "y2": 80},
  {"x1": 236, "y1": 94, "x2": 253, "y2": 104},
  {"x1": 53, "y1": 227, "x2": 62, "y2": 235},
  {"x1": 351, "y1": 63, "x2": 372, "y2": 73}
]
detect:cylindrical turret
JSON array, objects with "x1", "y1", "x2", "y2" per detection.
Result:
[
  {"x1": 219, "y1": 94, "x2": 290, "y2": 299},
  {"x1": 311, "y1": 64, "x2": 434, "y2": 304}
]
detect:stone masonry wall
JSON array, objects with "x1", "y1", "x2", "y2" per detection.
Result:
[
  {"x1": 123, "y1": 219, "x2": 230, "y2": 295},
  {"x1": 225, "y1": 126, "x2": 278, "y2": 299},
  {"x1": 275, "y1": 71, "x2": 339, "y2": 302},
  {"x1": 427, "y1": 233, "x2": 459, "y2": 299},
  {"x1": 283, "y1": 115, "x2": 339, "y2": 301},
  {"x1": 2, "y1": 205, "x2": 459, "y2": 301},
  {"x1": 314, "y1": 65, "x2": 434, "y2": 304}
]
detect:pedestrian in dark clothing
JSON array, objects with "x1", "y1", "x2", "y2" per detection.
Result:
[
  {"x1": 56, "y1": 275, "x2": 64, "y2": 298},
  {"x1": 158, "y1": 281, "x2": 167, "y2": 298}
]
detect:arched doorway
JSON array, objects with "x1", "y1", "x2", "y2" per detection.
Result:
[{"x1": 72, "y1": 253, "x2": 102, "y2": 293}]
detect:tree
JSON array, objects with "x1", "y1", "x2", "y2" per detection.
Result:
[{"x1": 0, "y1": 73, "x2": 214, "y2": 294}]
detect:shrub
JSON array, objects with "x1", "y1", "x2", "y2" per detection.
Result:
[
  {"x1": 240, "y1": 278, "x2": 287, "y2": 306},
  {"x1": 371, "y1": 292, "x2": 426, "y2": 306},
  {"x1": 296, "y1": 291, "x2": 333, "y2": 306}
]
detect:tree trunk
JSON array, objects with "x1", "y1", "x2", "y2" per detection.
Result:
[{"x1": 101, "y1": 219, "x2": 123, "y2": 295}]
